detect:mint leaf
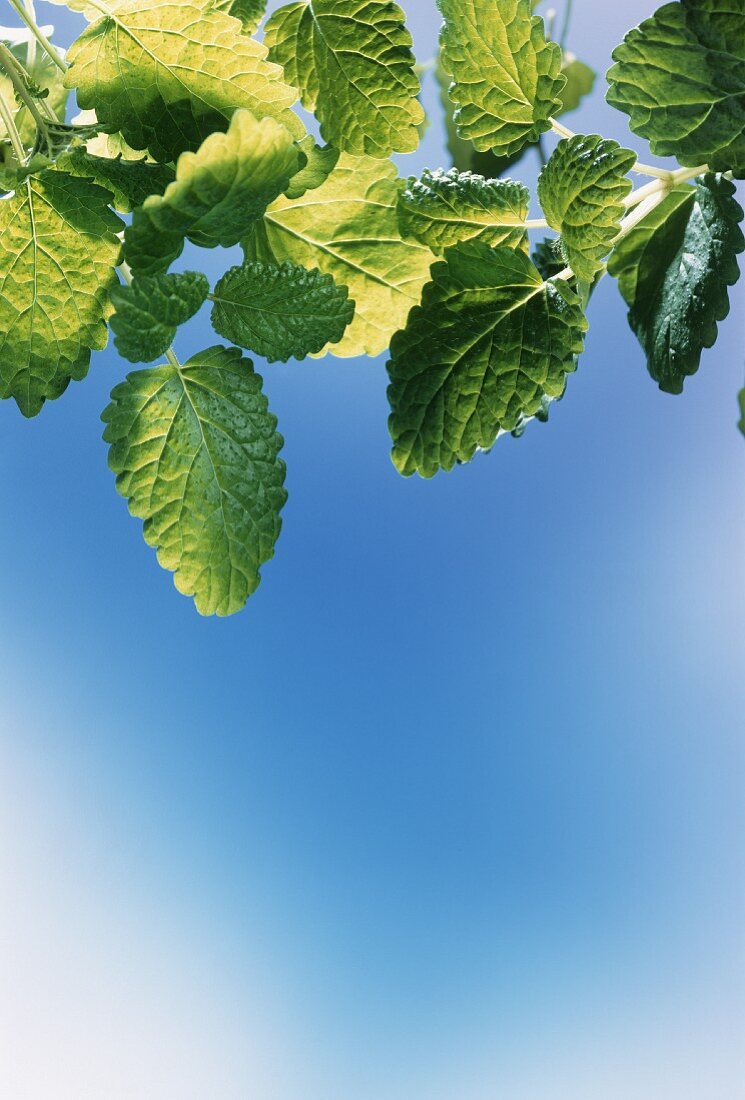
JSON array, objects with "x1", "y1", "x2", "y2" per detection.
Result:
[
  {"x1": 436, "y1": 50, "x2": 595, "y2": 180},
  {"x1": 243, "y1": 154, "x2": 436, "y2": 358},
  {"x1": 0, "y1": 172, "x2": 122, "y2": 417},
  {"x1": 56, "y1": 149, "x2": 175, "y2": 213},
  {"x1": 437, "y1": 0, "x2": 565, "y2": 160},
  {"x1": 211, "y1": 0, "x2": 267, "y2": 34},
  {"x1": 607, "y1": 0, "x2": 745, "y2": 178},
  {"x1": 538, "y1": 135, "x2": 635, "y2": 282},
  {"x1": 265, "y1": 0, "x2": 423, "y2": 157},
  {"x1": 210, "y1": 261, "x2": 355, "y2": 362},
  {"x1": 110, "y1": 272, "x2": 210, "y2": 363},
  {"x1": 608, "y1": 174, "x2": 744, "y2": 393},
  {"x1": 102, "y1": 345, "x2": 287, "y2": 617},
  {"x1": 65, "y1": 0, "x2": 304, "y2": 161},
  {"x1": 398, "y1": 169, "x2": 530, "y2": 254},
  {"x1": 125, "y1": 111, "x2": 302, "y2": 276},
  {"x1": 532, "y1": 237, "x2": 566, "y2": 280},
  {"x1": 285, "y1": 136, "x2": 339, "y2": 200},
  {"x1": 387, "y1": 242, "x2": 587, "y2": 478},
  {"x1": 739, "y1": 388, "x2": 745, "y2": 438}
]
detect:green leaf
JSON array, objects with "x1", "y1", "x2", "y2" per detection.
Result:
[
  {"x1": 55, "y1": 149, "x2": 175, "y2": 213},
  {"x1": 608, "y1": 174, "x2": 744, "y2": 393},
  {"x1": 211, "y1": 0, "x2": 267, "y2": 34},
  {"x1": 398, "y1": 168, "x2": 530, "y2": 254},
  {"x1": 607, "y1": 0, "x2": 745, "y2": 178},
  {"x1": 243, "y1": 154, "x2": 436, "y2": 358},
  {"x1": 387, "y1": 242, "x2": 587, "y2": 478},
  {"x1": 738, "y1": 388, "x2": 745, "y2": 438},
  {"x1": 437, "y1": 0, "x2": 565, "y2": 160},
  {"x1": 102, "y1": 344, "x2": 287, "y2": 616},
  {"x1": 125, "y1": 110, "x2": 302, "y2": 277},
  {"x1": 532, "y1": 236, "x2": 566, "y2": 279},
  {"x1": 210, "y1": 261, "x2": 355, "y2": 362},
  {"x1": 559, "y1": 58, "x2": 596, "y2": 115},
  {"x1": 0, "y1": 171, "x2": 122, "y2": 417},
  {"x1": 65, "y1": 0, "x2": 304, "y2": 161},
  {"x1": 285, "y1": 136, "x2": 339, "y2": 200},
  {"x1": 538, "y1": 134, "x2": 636, "y2": 282},
  {"x1": 265, "y1": 0, "x2": 423, "y2": 157},
  {"x1": 110, "y1": 272, "x2": 210, "y2": 363}
]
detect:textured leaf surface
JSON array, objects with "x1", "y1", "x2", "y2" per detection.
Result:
[
  {"x1": 55, "y1": 149, "x2": 175, "y2": 213},
  {"x1": 65, "y1": 0, "x2": 303, "y2": 161},
  {"x1": 608, "y1": 174, "x2": 744, "y2": 393},
  {"x1": 211, "y1": 261, "x2": 355, "y2": 362},
  {"x1": 110, "y1": 272, "x2": 210, "y2": 363},
  {"x1": 125, "y1": 111, "x2": 301, "y2": 276},
  {"x1": 0, "y1": 171, "x2": 122, "y2": 416},
  {"x1": 436, "y1": 51, "x2": 594, "y2": 179},
  {"x1": 265, "y1": 0, "x2": 423, "y2": 157},
  {"x1": 398, "y1": 168, "x2": 530, "y2": 254},
  {"x1": 437, "y1": 0, "x2": 565, "y2": 159},
  {"x1": 103, "y1": 344, "x2": 287, "y2": 616},
  {"x1": 211, "y1": 0, "x2": 267, "y2": 33},
  {"x1": 243, "y1": 155, "x2": 436, "y2": 357},
  {"x1": 607, "y1": 0, "x2": 745, "y2": 177},
  {"x1": 387, "y1": 242, "x2": 587, "y2": 478},
  {"x1": 538, "y1": 135, "x2": 635, "y2": 281}
]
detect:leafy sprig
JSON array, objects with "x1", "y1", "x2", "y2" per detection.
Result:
[{"x1": 0, "y1": 0, "x2": 742, "y2": 615}]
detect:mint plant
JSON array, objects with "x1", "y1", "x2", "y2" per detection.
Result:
[{"x1": 0, "y1": 0, "x2": 742, "y2": 615}]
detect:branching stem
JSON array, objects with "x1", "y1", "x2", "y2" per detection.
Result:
[
  {"x1": 0, "y1": 41, "x2": 55, "y2": 151},
  {"x1": 6, "y1": 0, "x2": 67, "y2": 72},
  {"x1": 0, "y1": 85, "x2": 25, "y2": 162}
]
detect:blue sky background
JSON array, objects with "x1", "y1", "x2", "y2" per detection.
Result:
[{"x1": 1, "y1": 2, "x2": 744, "y2": 1097}]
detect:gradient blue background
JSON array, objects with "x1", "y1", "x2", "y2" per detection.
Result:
[{"x1": 1, "y1": 2, "x2": 744, "y2": 1096}]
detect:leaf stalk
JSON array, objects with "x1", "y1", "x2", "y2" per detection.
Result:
[{"x1": 5, "y1": 0, "x2": 67, "y2": 72}]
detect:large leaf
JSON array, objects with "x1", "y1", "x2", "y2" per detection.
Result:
[
  {"x1": 243, "y1": 155, "x2": 436, "y2": 358},
  {"x1": 437, "y1": 0, "x2": 565, "y2": 160},
  {"x1": 398, "y1": 168, "x2": 530, "y2": 254},
  {"x1": 538, "y1": 135, "x2": 636, "y2": 281},
  {"x1": 64, "y1": 0, "x2": 303, "y2": 162},
  {"x1": 265, "y1": 0, "x2": 423, "y2": 157},
  {"x1": 608, "y1": 174, "x2": 744, "y2": 393},
  {"x1": 211, "y1": 261, "x2": 355, "y2": 362},
  {"x1": 0, "y1": 171, "x2": 122, "y2": 417},
  {"x1": 125, "y1": 111, "x2": 302, "y2": 276},
  {"x1": 607, "y1": 0, "x2": 745, "y2": 178},
  {"x1": 110, "y1": 272, "x2": 210, "y2": 363},
  {"x1": 102, "y1": 344, "x2": 287, "y2": 616},
  {"x1": 211, "y1": 0, "x2": 267, "y2": 34},
  {"x1": 436, "y1": 51, "x2": 595, "y2": 180},
  {"x1": 55, "y1": 149, "x2": 175, "y2": 213},
  {"x1": 387, "y1": 242, "x2": 587, "y2": 478}
]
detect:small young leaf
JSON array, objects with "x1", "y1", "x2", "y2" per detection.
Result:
[
  {"x1": 538, "y1": 135, "x2": 635, "y2": 282},
  {"x1": 285, "y1": 136, "x2": 339, "y2": 200},
  {"x1": 243, "y1": 155, "x2": 436, "y2": 358},
  {"x1": 55, "y1": 149, "x2": 175, "y2": 213},
  {"x1": 608, "y1": 175, "x2": 744, "y2": 393},
  {"x1": 102, "y1": 345, "x2": 287, "y2": 617},
  {"x1": 387, "y1": 242, "x2": 587, "y2": 478},
  {"x1": 738, "y1": 388, "x2": 745, "y2": 438},
  {"x1": 265, "y1": 0, "x2": 423, "y2": 157},
  {"x1": 210, "y1": 261, "x2": 355, "y2": 362},
  {"x1": 125, "y1": 111, "x2": 302, "y2": 276},
  {"x1": 607, "y1": 0, "x2": 745, "y2": 178},
  {"x1": 398, "y1": 168, "x2": 530, "y2": 254},
  {"x1": 0, "y1": 171, "x2": 122, "y2": 417},
  {"x1": 65, "y1": 0, "x2": 304, "y2": 161},
  {"x1": 559, "y1": 58, "x2": 596, "y2": 115},
  {"x1": 110, "y1": 272, "x2": 210, "y2": 363},
  {"x1": 532, "y1": 237, "x2": 566, "y2": 280},
  {"x1": 437, "y1": 0, "x2": 565, "y2": 160},
  {"x1": 211, "y1": 0, "x2": 267, "y2": 34}
]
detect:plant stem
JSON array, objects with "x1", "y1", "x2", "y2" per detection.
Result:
[
  {"x1": 550, "y1": 117, "x2": 575, "y2": 140},
  {"x1": 526, "y1": 219, "x2": 549, "y2": 229},
  {"x1": 560, "y1": 0, "x2": 574, "y2": 50},
  {"x1": 6, "y1": 0, "x2": 67, "y2": 72},
  {"x1": 24, "y1": 0, "x2": 37, "y2": 70},
  {"x1": 0, "y1": 86, "x2": 26, "y2": 162},
  {"x1": 0, "y1": 40, "x2": 52, "y2": 153}
]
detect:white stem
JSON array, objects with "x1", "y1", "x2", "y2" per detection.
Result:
[{"x1": 6, "y1": 0, "x2": 67, "y2": 72}]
